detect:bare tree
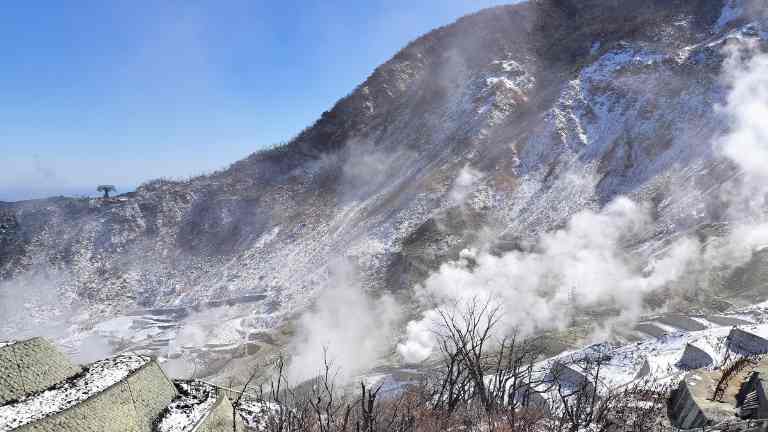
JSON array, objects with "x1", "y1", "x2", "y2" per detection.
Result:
[
  {"x1": 307, "y1": 349, "x2": 354, "y2": 432},
  {"x1": 357, "y1": 381, "x2": 383, "y2": 432},
  {"x1": 265, "y1": 354, "x2": 311, "y2": 432},
  {"x1": 547, "y1": 352, "x2": 606, "y2": 432},
  {"x1": 490, "y1": 330, "x2": 546, "y2": 431},
  {"x1": 427, "y1": 328, "x2": 473, "y2": 417},
  {"x1": 232, "y1": 365, "x2": 263, "y2": 432},
  {"x1": 434, "y1": 297, "x2": 503, "y2": 414},
  {"x1": 598, "y1": 379, "x2": 670, "y2": 432},
  {"x1": 243, "y1": 299, "x2": 671, "y2": 432},
  {"x1": 425, "y1": 296, "x2": 554, "y2": 432}
]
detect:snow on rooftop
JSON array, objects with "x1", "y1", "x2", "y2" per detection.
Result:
[
  {"x1": 156, "y1": 382, "x2": 218, "y2": 432},
  {"x1": 0, "y1": 354, "x2": 150, "y2": 432}
]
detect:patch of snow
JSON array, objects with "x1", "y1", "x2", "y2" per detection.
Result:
[
  {"x1": 156, "y1": 382, "x2": 218, "y2": 432},
  {"x1": 237, "y1": 399, "x2": 281, "y2": 432},
  {"x1": 93, "y1": 316, "x2": 164, "y2": 342},
  {"x1": 0, "y1": 354, "x2": 150, "y2": 432},
  {"x1": 716, "y1": 0, "x2": 745, "y2": 31},
  {"x1": 581, "y1": 48, "x2": 665, "y2": 83},
  {"x1": 690, "y1": 317, "x2": 715, "y2": 328},
  {"x1": 492, "y1": 59, "x2": 524, "y2": 73},
  {"x1": 485, "y1": 76, "x2": 517, "y2": 90},
  {"x1": 382, "y1": 306, "x2": 768, "y2": 408},
  {"x1": 0, "y1": 340, "x2": 16, "y2": 348},
  {"x1": 706, "y1": 22, "x2": 766, "y2": 50},
  {"x1": 741, "y1": 324, "x2": 768, "y2": 340},
  {"x1": 254, "y1": 226, "x2": 281, "y2": 250},
  {"x1": 651, "y1": 321, "x2": 685, "y2": 334},
  {"x1": 535, "y1": 323, "x2": 758, "y2": 394}
]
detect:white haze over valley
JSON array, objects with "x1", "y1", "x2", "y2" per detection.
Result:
[{"x1": 286, "y1": 260, "x2": 402, "y2": 383}]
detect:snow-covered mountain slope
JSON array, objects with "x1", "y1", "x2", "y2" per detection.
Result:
[{"x1": 2, "y1": 0, "x2": 768, "y2": 373}]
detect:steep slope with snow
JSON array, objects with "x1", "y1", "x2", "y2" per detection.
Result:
[{"x1": 1, "y1": 0, "x2": 768, "y2": 373}]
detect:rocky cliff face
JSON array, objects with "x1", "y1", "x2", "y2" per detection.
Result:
[{"x1": 1, "y1": 0, "x2": 767, "y2": 368}]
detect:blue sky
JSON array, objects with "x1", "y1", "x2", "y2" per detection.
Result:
[{"x1": 0, "y1": 0, "x2": 512, "y2": 201}]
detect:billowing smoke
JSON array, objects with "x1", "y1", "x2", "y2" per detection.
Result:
[
  {"x1": 287, "y1": 259, "x2": 402, "y2": 383},
  {"x1": 0, "y1": 269, "x2": 77, "y2": 342},
  {"x1": 283, "y1": 137, "x2": 416, "y2": 383},
  {"x1": 704, "y1": 40, "x2": 768, "y2": 271},
  {"x1": 449, "y1": 165, "x2": 485, "y2": 205},
  {"x1": 0, "y1": 268, "x2": 116, "y2": 363},
  {"x1": 719, "y1": 51, "x2": 768, "y2": 177},
  {"x1": 398, "y1": 198, "x2": 699, "y2": 363},
  {"x1": 717, "y1": 40, "x2": 768, "y2": 217}
]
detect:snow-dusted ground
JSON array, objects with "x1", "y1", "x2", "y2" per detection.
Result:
[
  {"x1": 156, "y1": 382, "x2": 219, "y2": 432},
  {"x1": 0, "y1": 341, "x2": 16, "y2": 349},
  {"x1": 517, "y1": 305, "x2": 768, "y2": 407},
  {"x1": 356, "y1": 304, "x2": 768, "y2": 411},
  {"x1": 0, "y1": 354, "x2": 149, "y2": 432},
  {"x1": 237, "y1": 399, "x2": 281, "y2": 432}
]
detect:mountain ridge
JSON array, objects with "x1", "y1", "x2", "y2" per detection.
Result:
[{"x1": 2, "y1": 0, "x2": 768, "y2": 376}]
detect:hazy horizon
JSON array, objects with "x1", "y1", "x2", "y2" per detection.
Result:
[{"x1": 0, "y1": 1, "x2": 512, "y2": 202}]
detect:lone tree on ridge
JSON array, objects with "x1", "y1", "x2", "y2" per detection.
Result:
[{"x1": 97, "y1": 185, "x2": 116, "y2": 198}]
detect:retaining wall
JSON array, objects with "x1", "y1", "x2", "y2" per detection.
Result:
[
  {"x1": 14, "y1": 360, "x2": 177, "y2": 432},
  {"x1": 728, "y1": 328, "x2": 768, "y2": 355},
  {"x1": 677, "y1": 343, "x2": 714, "y2": 370},
  {"x1": 0, "y1": 338, "x2": 81, "y2": 404},
  {"x1": 707, "y1": 315, "x2": 752, "y2": 327},
  {"x1": 667, "y1": 379, "x2": 708, "y2": 429},
  {"x1": 634, "y1": 323, "x2": 668, "y2": 338},
  {"x1": 548, "y1": 361, "x2": 589, "y2": 387},
  {"x1": 512, "y1": 385, "x2": 550, "y2": 414}
]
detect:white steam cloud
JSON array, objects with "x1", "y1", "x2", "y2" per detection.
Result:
[
  {"x1": 449, "y1": 165, "x2": 484, "y2": 205},
  {"x1": 287, "y1": 259, "x2": 401, "y2": 383},
  {"x1": 718, "y1": 49, "x2": 768, "y2": 178},
  {"x1": 0, "y1": 269, "x2": 118, "y2": 364},
  {"x1": 716, "y1": 40, "x2": 768, "y2": 222},
  {"x1": 284, "y1": 138, "x2": 416, "y2": 383},
  {"x1": 398, "y1": 198, "x2": 699, "y2": 363},
  {"x1": 0, "y1": 270, "x2": 77, "y2": 342}
]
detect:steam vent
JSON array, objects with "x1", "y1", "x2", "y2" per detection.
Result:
[{"x1": 0, "y1": 338, "x2": 245, "y2": 432}]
